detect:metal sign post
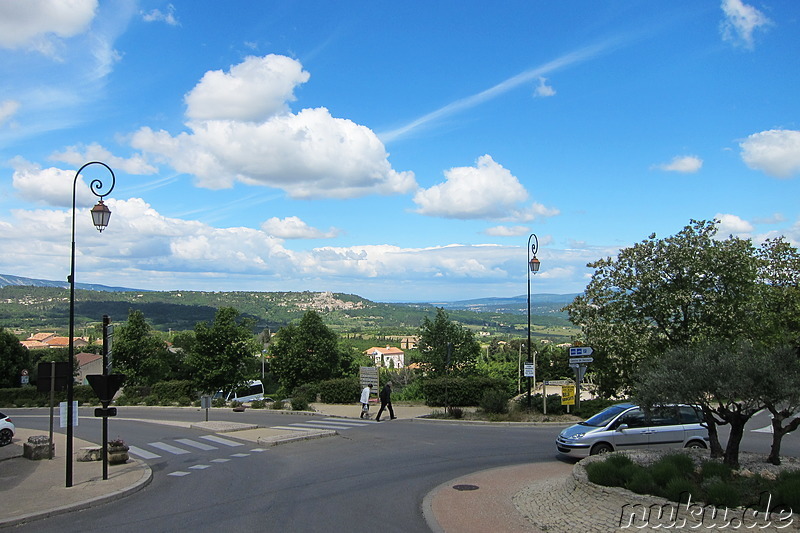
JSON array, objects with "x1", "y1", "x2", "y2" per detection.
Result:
[{"x1": 568, "y1": 346, "x2": 594, "y2": 411}]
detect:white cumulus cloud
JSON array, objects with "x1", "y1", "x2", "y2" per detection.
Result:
[
  {"x1": 261, "y1": 216, "x2": 339, "y2": 239},
  {"x1": 720, "y1": 0, "x2": 771, "y2": 49},
  {"x1": 413, "y1": 155, "x2": 559, "y2": 221},
  {"x1": 185, "y1": 55, "x2": 309, "y2": 122},
  {"x1": 131, "y1": 54, "x2": 416, "y2": 199},
  {"x1": 0, "y1": 0, "x2": 97, "y2": 56},
  {"x1": 715, "y1": 213, "x2": 754, "y2": 238},
  {"x1": 654, "y1": 155, "x2": 703, "y2": 173},
  {"x1": 739, "y1": 129, "x2": 800, "y2": 178}
]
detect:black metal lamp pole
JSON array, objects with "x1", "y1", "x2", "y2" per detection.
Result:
[
  {"x1": 67, "y1": 161, "x2": 115, "y2": 487},
  {"x1": 526, "y1": 233, "x2": 540, "y2": 409}
]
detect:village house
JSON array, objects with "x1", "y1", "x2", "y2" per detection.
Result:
[
  {"x1": 364, "y1": 345, "x2": 405, "y2": 369},
  {"x1": 21, "y1": 332, "x2": 90, "y2": 350},
  {"x1": 75, "y1": 352, "x2": 103, "y2": 384}
]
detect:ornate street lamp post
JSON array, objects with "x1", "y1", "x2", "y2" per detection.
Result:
[
  {"x1": 526, "y1": 233, "x2": 541, "y2": 409},
  {"x1": 66, "y1": 161, "x2": 115, "y2": 487}
]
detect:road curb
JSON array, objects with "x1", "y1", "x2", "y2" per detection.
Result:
[{"x1": 256, "y1": 429, "x2": 337, "y2": 446}]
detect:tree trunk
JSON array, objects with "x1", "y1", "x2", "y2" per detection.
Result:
[
  {"x1": 724, "y1": 418, "x2": 746, "y2": 467},
  {"x1": 701, "y1": 406, "x2": 724, "y2": 458},
  {"x1": 766, "y1": 407, "x2": 800, "y2": 466}
]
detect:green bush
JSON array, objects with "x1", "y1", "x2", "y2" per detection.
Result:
[
  {"x1": 318, "y1": 378, "x2": 359, "y2": 404},
  {"x1": 212, "y1": 397, "x2": 226, "y2": 408},
  {"x1": 397, "y1": 382, "x2": 424, "y2": 401},
  {"x1": 421, "y1": 376, "x2": 507, "y2": 407},
  {"x1": 479, "y1": 388, "x2": 510, "y2": 414},
  {"x1": 152, "y1": 380, "x2": 195, "y2": 403},
  {"x1": 290, "y1": 395, "x2": 310, "y2": 411},
  {"x1": 664, "y1": 477, "x2": 696, "y2": 504},
  {"x1": 448, "y1": 407, "x2": 464, "y2": 419},
  {"x1": 250, "y1": 399, "x2": 266, "y2": 409},
  {"x1": 699, "y1": 460, "x2": 732, "y2": 480},
  {"x1": 144, "y1": 394, "x2": 159, "y2": 406},
  {"x1": 774, "y1": 471, "x2": 800, "y2": 511},
  {"x1": 649, "y1": 454, "x2": 695, "y2": 486},
  {"x1": 626, "y1": 469, "x2": 658, "y2": 496},
  {"x1": 705, "y1": 479, "x2": 740, "y2": 508},
  {"x1": 177, "y1": 396, "x2": 192, "y2": 406},
  {"x1": 586, "y1": 458, "x2": 630, "y2": 488},
  {"x1": 292, "y1": 383, "x2": 318, "y2": 404}
]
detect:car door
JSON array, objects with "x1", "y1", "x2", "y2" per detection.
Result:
[
  {"x1": 647, "y1": 406, "x2": 686, "y2": 449},
  {"x1": 611, "y1": 408, "x2": 652, "y2": 450}
]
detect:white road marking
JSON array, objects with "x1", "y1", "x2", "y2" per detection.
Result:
[
  {"x1": 200, "y1": 435, "x2": 244, "y2": 447},
  {"x1": 149, "y1": 441, "x2": 191, "y2": 455},
  {"x1": 127, "y1": 445, "x2": 161, "y2": 459},
  {"x1": 176, "y1": 438, "x2": 218, "y2": 451}
]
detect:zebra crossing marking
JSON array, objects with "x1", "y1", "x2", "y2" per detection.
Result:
[
  {"x1": 127, "y1": 445, "x2": 161, "y2": 460},
  {"x1": 200, "y1": 435, "x2": 244, "y2": 447},
  {"x1": 149, "y1": 441, "x2": 191, "y2": 455},
  {"x1": 168, "y1": 471, "x2": 191, "y2": 477},
  {"x1": 176, "y1": 438, "x2": 218, "y2": 450}
]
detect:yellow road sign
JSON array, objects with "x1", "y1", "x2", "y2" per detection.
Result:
[{"x1": 561, "y1": 385, "x2": 575, "y2": 405}]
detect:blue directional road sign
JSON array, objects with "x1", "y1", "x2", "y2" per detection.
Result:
[{"x1": 569, "y1": 346, "x2": 594, "y2": 357}]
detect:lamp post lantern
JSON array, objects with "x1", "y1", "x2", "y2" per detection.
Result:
[
  {"x1": 66, "y1": 161, "x2": 115, "y2": 487},
  {"x1": 526, "y1": 233, "x2": 540, "y2": 409}
]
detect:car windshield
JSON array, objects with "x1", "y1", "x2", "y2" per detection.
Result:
[{"x1": 579, "y1": 404, "x2": 631, "y2": 427}]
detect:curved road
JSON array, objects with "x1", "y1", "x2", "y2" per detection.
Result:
[
  {"x1": 7, "y1": 406, "x2": 797, "y2": 532},
  {"x1": 9, "y1": 407, "x2": 565, "y2": 532}
]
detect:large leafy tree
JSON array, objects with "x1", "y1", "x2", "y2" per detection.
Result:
[
  {"x1": 114, "y1": 309, "x2": 171, "y2": 387},
  {"x1": 269, "y1": 311, "x2": 344, "y2": 392},
  {"x1": 416, "y1": 308, "x2": 481, "y2": 375},
  {"x1": 185, "y1": 307, "x2": 260, "y2": 394},
  {"x1": 565, "y1": 220, "x2": 759, "y2": 396},
  {"x1": 0, "y1": 328, "x2": 32, "y2": 388}
]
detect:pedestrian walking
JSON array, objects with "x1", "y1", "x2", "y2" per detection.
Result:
[
  {"x1": 375, "y1": 381, "x2": 396, "y2": 421},
  {"x1": 360, "y1": 384, "x2": 373, "y2": 419}
]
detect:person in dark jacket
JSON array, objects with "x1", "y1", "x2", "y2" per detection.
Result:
[{"x1": 375, "y1": 381, "x2": 396, "y2": 421}]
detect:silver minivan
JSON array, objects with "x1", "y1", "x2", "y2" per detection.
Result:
[{"x1": 556, "y1": 403, "x2": 709, "y2": 458}]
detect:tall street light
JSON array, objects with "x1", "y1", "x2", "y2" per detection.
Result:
[
  {"x1": 526, "y1": 233, "x2": 541, "y2": 409},
  {"x1": 67, "y1": 161, "x2": 115, "y2": 487}
]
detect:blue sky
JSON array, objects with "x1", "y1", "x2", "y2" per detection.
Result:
[{"x1": 1, "y1": 1, "x2": 798, "y2": 302}]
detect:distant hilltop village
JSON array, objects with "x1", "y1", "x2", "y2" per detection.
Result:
[{"x1": 291, "y1": 292, "x2": 367, "y2": 312}]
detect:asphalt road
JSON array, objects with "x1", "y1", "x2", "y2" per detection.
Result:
[{"x1": 5, "y1": 406, "x2": 798, "y2": 533}]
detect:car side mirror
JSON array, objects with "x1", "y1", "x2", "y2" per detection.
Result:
[{"x1": 616, "y1": 423, "x2": 629, "y2": 431}]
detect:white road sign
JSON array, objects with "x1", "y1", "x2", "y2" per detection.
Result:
[
  {"x1": 569, "y1": 357, "x2": 594, "y2": 364},
  {"x1": 523, "y1": 363, "x2": 535, "y2": 378}
]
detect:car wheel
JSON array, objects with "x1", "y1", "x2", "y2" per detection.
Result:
[
  {"x1": 590, "y1": 442, "x2": 613, "y2": 455},
  {"x1": 685, "y1": 440, "x2": 707, "y2": 449},
  {"x1": 0, "y1": 428, "x2": 12, "y2": 446}
]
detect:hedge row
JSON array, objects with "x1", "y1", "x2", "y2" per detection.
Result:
[
  {"x1": 421, "y1": 376, "x2": 507, "y2": 407},
  {"x1": 0, "y1": 385, "x2": 101, "y2": 407}
]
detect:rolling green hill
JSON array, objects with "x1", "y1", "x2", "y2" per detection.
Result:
[{"x1": 0, "y1": 276, "x2": 580, "y2": 342}]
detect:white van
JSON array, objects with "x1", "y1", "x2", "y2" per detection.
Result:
[{"x1": 213, "y1": 380, "x2": 267, "y2": 403}]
